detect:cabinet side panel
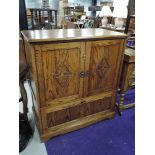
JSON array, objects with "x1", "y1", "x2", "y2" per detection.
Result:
[
  {"x1": 23, "y1": 40, "x2": 43, "y2": 133},
  {"x1": 19, "y1": 37, "x2": 26, "y2": 63}
]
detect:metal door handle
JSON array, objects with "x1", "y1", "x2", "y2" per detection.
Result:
[{"x1": 79, "y1": 71, "x2": 85, "y2": 78}]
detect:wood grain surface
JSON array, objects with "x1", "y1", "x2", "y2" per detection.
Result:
[{"x1": 21, "y1": 28, "x2": 127, "y2": 43}]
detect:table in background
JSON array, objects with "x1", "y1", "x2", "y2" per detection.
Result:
[{"x1": 118, "y1": 48, "x2": 135, "y2": 114}]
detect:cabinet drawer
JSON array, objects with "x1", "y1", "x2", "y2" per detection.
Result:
[{"x1": 44, "y1": 96, "x2": 112, "y2": 129}]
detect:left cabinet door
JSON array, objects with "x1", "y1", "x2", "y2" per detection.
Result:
[{"x1": 34, "y1": 42, "x2": 85, "y2": 107}]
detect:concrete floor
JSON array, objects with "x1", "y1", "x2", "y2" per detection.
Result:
[{"x1": 19, "y1": 82, "x2": 47, "y2": 155}]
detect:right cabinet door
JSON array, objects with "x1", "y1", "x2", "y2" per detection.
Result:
[{"x1": 84, "y1": 40, "x2": 124, "y2": 97}]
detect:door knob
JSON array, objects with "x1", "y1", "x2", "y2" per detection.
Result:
[
  {"x1": 79, "y1": 71, "x2": 89, "y2": 78},
  {"x1": 79, "y1": 71, "x2": 85, "y2": 78}
]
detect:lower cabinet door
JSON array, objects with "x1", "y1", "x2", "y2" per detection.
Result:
[{"x1": 84, "y1": 40, "x2": 124, "y2": 96}]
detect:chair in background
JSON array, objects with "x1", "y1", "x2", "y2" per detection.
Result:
[
  {"x1": 29, "y1": 8, "x2": 57, "y2": 30},
  {"x1": 19, "y1": 62, "x2": 32, "y2": 152},
  {"x1": 74, "y1": 15, "x2": 87, "y2": 29},
  {"x1": 84, "y1": 19, "x2": 94, "y2": 28}
]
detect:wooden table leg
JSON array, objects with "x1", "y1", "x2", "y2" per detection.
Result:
[
  {"x1": 20, "y1": 80, "x2": 28, "y2": 117},
  {"x1": 118, "y1": 60, "x2": 135, "y2": 114},
  {"x1": 119, "y1": 91, "x2": 125, "y2": 112},
  {"x1": 118, "y1": 61, "x2": 128, "y2": 114},
  {"x1": 19, "y1": 63, "x2": 29, "y2": 119}
]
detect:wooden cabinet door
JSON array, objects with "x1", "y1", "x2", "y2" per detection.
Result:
[
  {"x1": 84, "y1": 40, "x2": 124, "y2": 97},
  {"x1": 34, "y1": 42, "x2": 85, "y2": 107}
]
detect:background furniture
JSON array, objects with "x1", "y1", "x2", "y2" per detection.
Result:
[
  {"x1": 74, "y1": 21, "x2": 85, "y2": 28},
  {"x1": 22, "y1": 29, "x2": 127, "y2": 142},
  {"x1": 64, "y1": 20, "x2": 76, "y2": 29},
  {"x1": 118, "y1": 0, "x2": 135, "y2": 114},
  {"x1": 64, "y1": 7, "x2": 74, "y2": 15},
  {"x1": 19, "y1": 62, "x2": 32, "y2": 152},
  {"x1": 19, "y1": 62, "x2": 29, "y2": 117},
  {"x1": 125, "y1": 14, "x2": 135, "y2": 34},
  {"x1": 100, "y1": 25, "x2": 125, "y2": 33},
  {"x1": 118, "y1": 48, "x2": 135, "y2": 113},
  {"x1": 73, "y1": 5, "x2": 86, "y2": 20},
  {"x1": 84, "y1": 19, "x2": 94, "y2": 28},
  {"x1": 74, "y1": 15, "x2": 86, "y2": 28},
  {"x1": 63, "y1": 7, "x2": 75, "y2": 21},
  {"x1": 125, "y1": 0, "x2": 135, "y2": 34},
  {"x1": 19, "y1": 0, "x2": 28, "y2": 30},
  {"x1": 29, "y1": 8, "x2": 57, "y2": 29},
  {"x1": 125, "y1": 3, "x2": 135, "y2": 48}
]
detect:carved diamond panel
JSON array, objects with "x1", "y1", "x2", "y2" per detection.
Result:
[
  {"x1": 53, "y1": 62, "x2": 73, "y2": 91},
  {"x1": 96, "y1": 58, "x2": 110, "y2": 79}
]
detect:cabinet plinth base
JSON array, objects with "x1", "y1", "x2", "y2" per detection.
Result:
[{"x1": 39, "y1": 110, "x2": 115, "y2": 142}]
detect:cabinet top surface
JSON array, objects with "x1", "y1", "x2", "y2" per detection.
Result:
[{"x1": 21, "y1": 28, "x2": 127, "y2": 43}]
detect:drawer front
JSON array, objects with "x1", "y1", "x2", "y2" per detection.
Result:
[
  {"x1": 42, "y1": 96, "x2": 112, "y2": 130},
  {"x1": 46, "y1": 97, "x2": 112, "y2": 128}
]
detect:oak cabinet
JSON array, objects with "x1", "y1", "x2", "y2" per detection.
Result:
[{"x1": 22, "y1": 29, "x2": 127, "y2": 141}]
